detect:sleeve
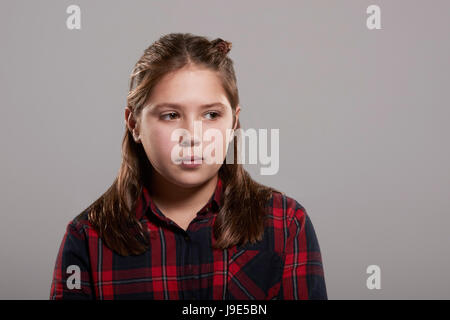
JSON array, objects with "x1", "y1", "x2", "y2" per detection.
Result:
[
  {"x1": 278, "y1": 202, "x2": 328, "y2": 300},
  {"x1": 49, "y1": 222, "x2": 95, "y2": 300}
]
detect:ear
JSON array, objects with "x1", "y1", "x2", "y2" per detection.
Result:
[
  {"x1": 227, "y1": 105, "x2": 241, "y2": 144},
  {"x1": 233, "y1": 105, "x2": 241, "y2": 130},
  {"x1": 124, "y1": 106, "x2": 141, "y2": 142}
]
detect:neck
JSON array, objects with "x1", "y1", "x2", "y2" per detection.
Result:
[{"x1": 148, "y1": 170, "x2": 218, "y2": 213}]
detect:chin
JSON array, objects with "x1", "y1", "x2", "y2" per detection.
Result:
[{"x1": 168, "y1": 170, "x2": 211, "y2": 188}]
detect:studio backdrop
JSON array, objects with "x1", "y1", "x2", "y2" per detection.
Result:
[{"x1": 0, "y1": 0, "x2": 449, "y2": 299}]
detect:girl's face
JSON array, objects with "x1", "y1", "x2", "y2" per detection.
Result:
[{"x1": 130, "y1": 65, "x2": 240, "y2": 188}]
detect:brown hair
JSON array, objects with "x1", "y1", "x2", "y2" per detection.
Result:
[{"x1": 80, "y1": 33, "x2": 281, "y2": 256}]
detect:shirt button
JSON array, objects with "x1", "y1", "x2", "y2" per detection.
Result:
[{"x1": 184, "y1": 235, "x2": 190, "y2": 241}]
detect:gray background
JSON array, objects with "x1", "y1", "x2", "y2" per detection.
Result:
[{"x1": 1, "y1": 0, "x2": 449, "y2": 299}]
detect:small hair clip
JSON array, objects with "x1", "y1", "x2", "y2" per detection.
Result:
[{"x1": 214, "y1": 39, "x2": 232, "y2": 55}]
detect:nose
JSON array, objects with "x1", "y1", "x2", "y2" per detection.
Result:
[{"x1": 179, "y1": 119, "x2": 202, "y2": 147}]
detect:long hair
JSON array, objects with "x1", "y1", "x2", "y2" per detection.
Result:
[{"x1": 80, "y1": 33, "x2": 281, "y2": 256}]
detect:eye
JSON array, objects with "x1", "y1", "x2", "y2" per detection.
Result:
[
  {"x1": 160, "y1": 112, "x2": 179, "y2": 120},
  {"x1": 204, "y1": 111, "x2": 221, "y2": 120}
]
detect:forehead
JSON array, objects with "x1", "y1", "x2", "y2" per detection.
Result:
[{"x1": 146, "y1": 66, "x2": 230, "y2": 109}]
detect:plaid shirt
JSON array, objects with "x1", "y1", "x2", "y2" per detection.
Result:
[{"x1": 50, "y1": 177, "x2": 327, "y2": 300}]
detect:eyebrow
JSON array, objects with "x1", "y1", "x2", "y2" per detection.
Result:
[{"x1": 150, "y1": 102, "x2": 227, "y2": 111}]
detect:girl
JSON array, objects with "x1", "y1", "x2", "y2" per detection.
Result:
[{"x1": 50, "y1": 33, "x2": 327, "y2": 300}]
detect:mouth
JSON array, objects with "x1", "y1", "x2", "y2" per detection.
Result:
[{"x1": 180, "y1": 156, "x2": 203, "y2": 164}]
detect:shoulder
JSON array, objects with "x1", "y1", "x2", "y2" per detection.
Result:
[
  {"x1": 267, "y1": 190, "x2": 308, "y2": 229},
  {"x1": 269, "y1": 190, "x2": 324, "y2": 256},
  {"x1": 263, "y1": 191, "x2": 310, "y2": 253},
  {"x1": 63, "y1": 209, "x2": 94, "y2": 240}
]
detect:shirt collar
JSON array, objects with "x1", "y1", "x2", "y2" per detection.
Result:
[{"x1": 135, "y1": 176, "x2": 224, "y2": 222}]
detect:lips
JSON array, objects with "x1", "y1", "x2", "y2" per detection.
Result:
[{"x1": 181, "y1": 156, "x2": 203, "y2": 162}]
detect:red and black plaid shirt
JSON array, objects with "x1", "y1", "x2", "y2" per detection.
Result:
[{"x1": 50, "y1": 177, "x2": 327, "y2": 300}]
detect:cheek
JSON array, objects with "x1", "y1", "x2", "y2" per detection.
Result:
[
  {"x1": 203, "y1": 123, "x2": 233, "y2": 158},
  {"x1": 146, "y1": 127, "x2": 177, "y2": 160}
]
